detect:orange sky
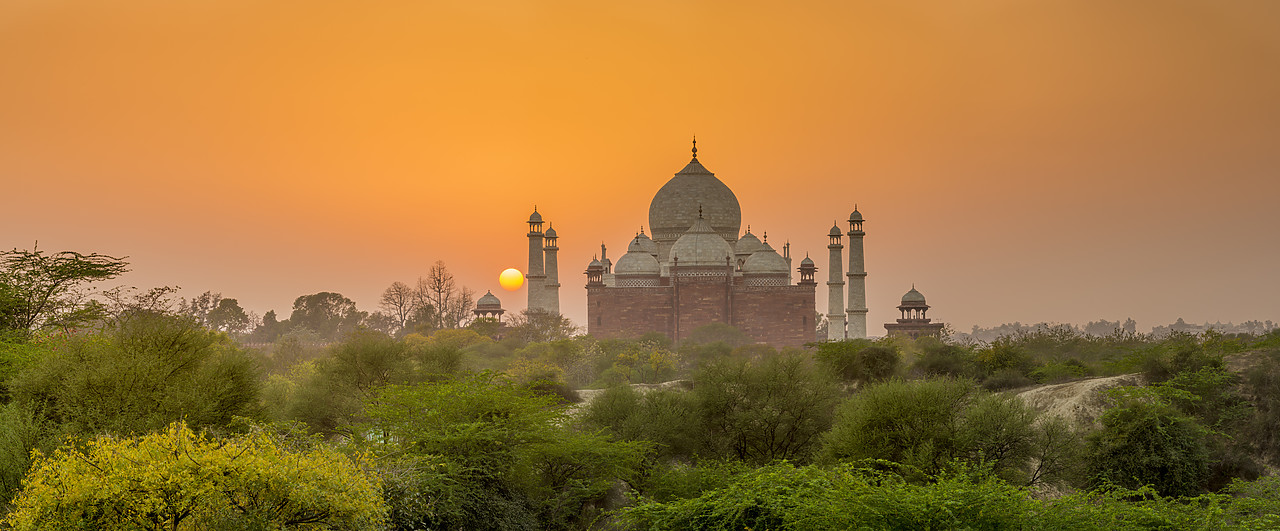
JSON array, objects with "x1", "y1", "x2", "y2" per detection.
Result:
[{"x1": 3, "y1": 0, "x2": 1278, "y2": 333}]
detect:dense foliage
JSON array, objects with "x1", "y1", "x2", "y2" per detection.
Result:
[
  {"x1": 5, "y1": 247, "x2": 1280, "y2": 528},
  {"x1": 4, "y1": 421, "x2": 385, "y2": 530}
]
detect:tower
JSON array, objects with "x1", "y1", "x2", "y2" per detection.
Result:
[
  {"x1": 846, "y1": 207, "x2": 868, "y2": 339},
  {"x1": 783, "y1": 241, "x2": 793, "y2": 284},
  {"x1": 526, "y1": 208, "x2": 546, "y2": 312},
  {"x1": 543, "y1": 224, "x2": 560, "y2": 315},
  {"x1": 826, "y1": 222, "x2": 846, "y2": 340}
]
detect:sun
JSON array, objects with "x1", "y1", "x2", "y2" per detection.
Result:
[{"x1": 499, "y1": 268, "x2": 524, "y2": 291}]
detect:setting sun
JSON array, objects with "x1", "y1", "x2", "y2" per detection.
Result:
[{"x1": 499, "y1": 268, "x2": 524, "y2": 291}]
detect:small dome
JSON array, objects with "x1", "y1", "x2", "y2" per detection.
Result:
[
  {"x1": 614, "y1": 248, "x2": 661, "y2": 276},
  {"x1": 587, "y1": 257, "x2": 603, "y2": 269},
  {"x1": 634, "y1": 231, "x2": 658, "y2": 256},
  {"x1": 902, "y1": 286, "x2": 927, "y2": 304},
  {"x1": 669, "y1": 216, "x2": 733, "y2": 267},
  {"x1": 477, "y1": 290, "x2": 502, "y2": 309},
  {"x1": 528, "y1": 209, "x2": 543, "y2": 223},
  {"x1": 544, "y1": 225, "x2": 557, "y2": 238},
  {"x1": 735, "y1": 231, "x2": 765, "y2": 256},
  {"x1": 742, "y1": 247, "x2": 789, "y2": 274},
  {"x1": 829, "y1": 223, "x2": 842, "y2": 236},
  {"x1": 800, "y1": 256, "x2": 815, "y2": 267},
  {"x1": 849, "y1": 209, "x2": 863, "y2": 222}
]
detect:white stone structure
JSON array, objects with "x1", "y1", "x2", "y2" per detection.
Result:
[
  {"x1": 845, "y1": 208, "x2": 868, "y2": 339},
  {"x1": 826, "y1": 223, "x2": 847, "y2": 340},
  {"x1": 525, "y1": 208, "x2": 561, "y2": 314}
]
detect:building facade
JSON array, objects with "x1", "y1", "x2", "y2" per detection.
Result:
[{"x1": 583, "y1": 141, "x2": 822, "y2": 347}]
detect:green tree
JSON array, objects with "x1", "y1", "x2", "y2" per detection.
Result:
[
  {"x1": 0, "y1": 246, "x2": 128, "y2": 336},
  {"x1": 9, "y1": 312, "x2": 261, "y2": 436},
  {"x1": 694, "y1": 355, "x2": 842, "y2": 464},
  {"x1": 820, "y1": 378, "x2": 1076, "y2": 484},
  {"x1": 4, "y1": 421, "x2": 386, "y2": 530},
  {"x1": 206, "y1": 297, "x2": 251, "y2": 334},
  {"x1": 288, "y1": 292, "x2": 366, "y2": 340},
  {"x1": 814, "y1": 339, "x2": 901, "y2": 384},
  {"x1": 363, "y1": 373, "x2": 648, "y2": 530},
  {"x1": 0, "y1": 313, "x2": 262, "y2": 505},
  {"x1": 285, "y1": 329, "x2": 412, "y2": 436},
  {"x1": 506, "y1": 308, "x2": 577, "y2": 344},
  {"x1": 1087, "y1": 387, "x2": 1211, "y2": 496}
]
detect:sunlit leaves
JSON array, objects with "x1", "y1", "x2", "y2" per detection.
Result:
[{"x1": 3, "y1": 421, "x2": 386, "y2": 530}]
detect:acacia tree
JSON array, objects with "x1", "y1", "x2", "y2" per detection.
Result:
[
  {"x1": 0, "y1": 246, "x2": 129, "y2": 335},
  {"x1": 4, "y1": 421, "x2": 386, "y2": 530}
]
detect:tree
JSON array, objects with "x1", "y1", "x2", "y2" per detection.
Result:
[
  {"x1": 814, "y1": 339, "x2": 901, "y2": 384},
  {"x1": 178, "y1": 290, "x2": 222, "y2": 327},
  {"x1": 363, "y1": 373, "x2": 648, "y2": 530},
  {"x1": 206, "y1": 298, "x2": 250, "y2": 334},
  {"x1": 3, "y1": 421, "x2": 386, "y2": 530},
  {"x1": 506, "y1": 308, "x2": 578, "y2": 344},
  {"x1": 0, "y1": 246, "x2": 129, "y2": 336},
  {"x1": 288, "y1": 292, "x2": 366, "y2": 340},
  {"x1": 1087, "y1": 387, "x2": 1211, "y2": 496},
  {"x1": 820, "y1": 378, "x2": 1076, "y2": 485},
  {"x1": 378, "y1": 280, "x2": 418, "y2": 335},
  {"x1": 409, "y1": 261, "x2": 476, "y2": 332},
  {"x1": 285, "y1": 329, "x2": 413, "y2": 436},
  {"x1": 694, "y1": 355, "x2": 842, "y2": 464}
]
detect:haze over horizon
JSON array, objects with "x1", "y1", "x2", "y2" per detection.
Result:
[{"x1": 4, "y1": 0, "x2": 1278, "y2": 334}]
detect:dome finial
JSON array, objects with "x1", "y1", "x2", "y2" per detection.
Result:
[
  {"x1": 691, "y1": 135, "x2": 698, "y2": 160},
  {"x1": 698, "y1": 204, "x2": 704, "y2": 219}
]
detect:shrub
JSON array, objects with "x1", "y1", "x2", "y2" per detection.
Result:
[
  {"x1": 821, "y1": 378, "x2": 1076, "y2": 485},
  {"x1": 1087, "y1": 388, "x2": 1210, "y2": 496},
  {"x1": 4, "y1": 421, "x2": 386, "y2": 530},
  {"x1": 814, "y1": 339, "x2": 901, "y2": 384}
]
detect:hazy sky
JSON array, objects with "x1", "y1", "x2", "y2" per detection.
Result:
[{"x1": 3, "y1": 0, "x2": 1278, "y2": 333}]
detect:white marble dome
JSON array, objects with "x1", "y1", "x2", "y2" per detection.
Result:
[
  {"x1": 634, "y1": 231, "x2": 659, "y2": 257},
  {"x1": 742, "y1": 245, "x2": 789, "y2": 275},
  {"x1": 615, "y1": 246, "x2": 661, "y2": 276},
  {"x1": 648, "y1": 154, "x2": 741, "y2": 247},
  {"x1": 735, "y1": 231, "x2": 765, "y2": 256},
  {"x1": 669, "y1": 216, "x2": 733, "y2": 267}
]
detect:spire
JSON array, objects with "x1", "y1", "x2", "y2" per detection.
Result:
[{"x1": 691, "y1": 135, "x2": 698, "y2": 160}]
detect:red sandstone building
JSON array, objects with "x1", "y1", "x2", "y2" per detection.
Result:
[{"x1": 576, "y1": 141, "x2": 819, "y2": 347}]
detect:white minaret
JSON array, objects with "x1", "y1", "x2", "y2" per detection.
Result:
[
  {"x1": 826, "y1": 222, "x2": 846, "y2": 340},
  {"x1": 543, "y1": 224, "x2": 560, "y2": 315},
  {"x1": 846, "y1": 207, "x2": 868, "y2": 339},
  {"x1": 526, "y1": 208, "x2": 546, "y2": 312}
]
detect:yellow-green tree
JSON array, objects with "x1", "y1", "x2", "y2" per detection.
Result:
[{"x1": 4, "y1": 421, "x2": 386, "y2": 530}]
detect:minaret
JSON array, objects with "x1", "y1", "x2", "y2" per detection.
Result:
[
  {"x1": 543, "y1": 224, "x2": 560, "y2": 315},
  {"x1": 827, "y1": 222, "x2": 846, "y2": 341},
  {"x1": 783, "y1": 241, "x2": 793, "y2": 285},
  {"x1": 846, "y1": 207, "x2": 868, "y2": 339},
  {"x1": 600, "y1": 243, "x2": 614, "y2": 286},
  {"x1": 526, "y1": 207, "x2": 546, "y2": 312}
]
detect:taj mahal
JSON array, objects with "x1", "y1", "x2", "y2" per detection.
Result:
[{"x1": 511, "y1": 139, "x2": 942, "y2": 346}]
